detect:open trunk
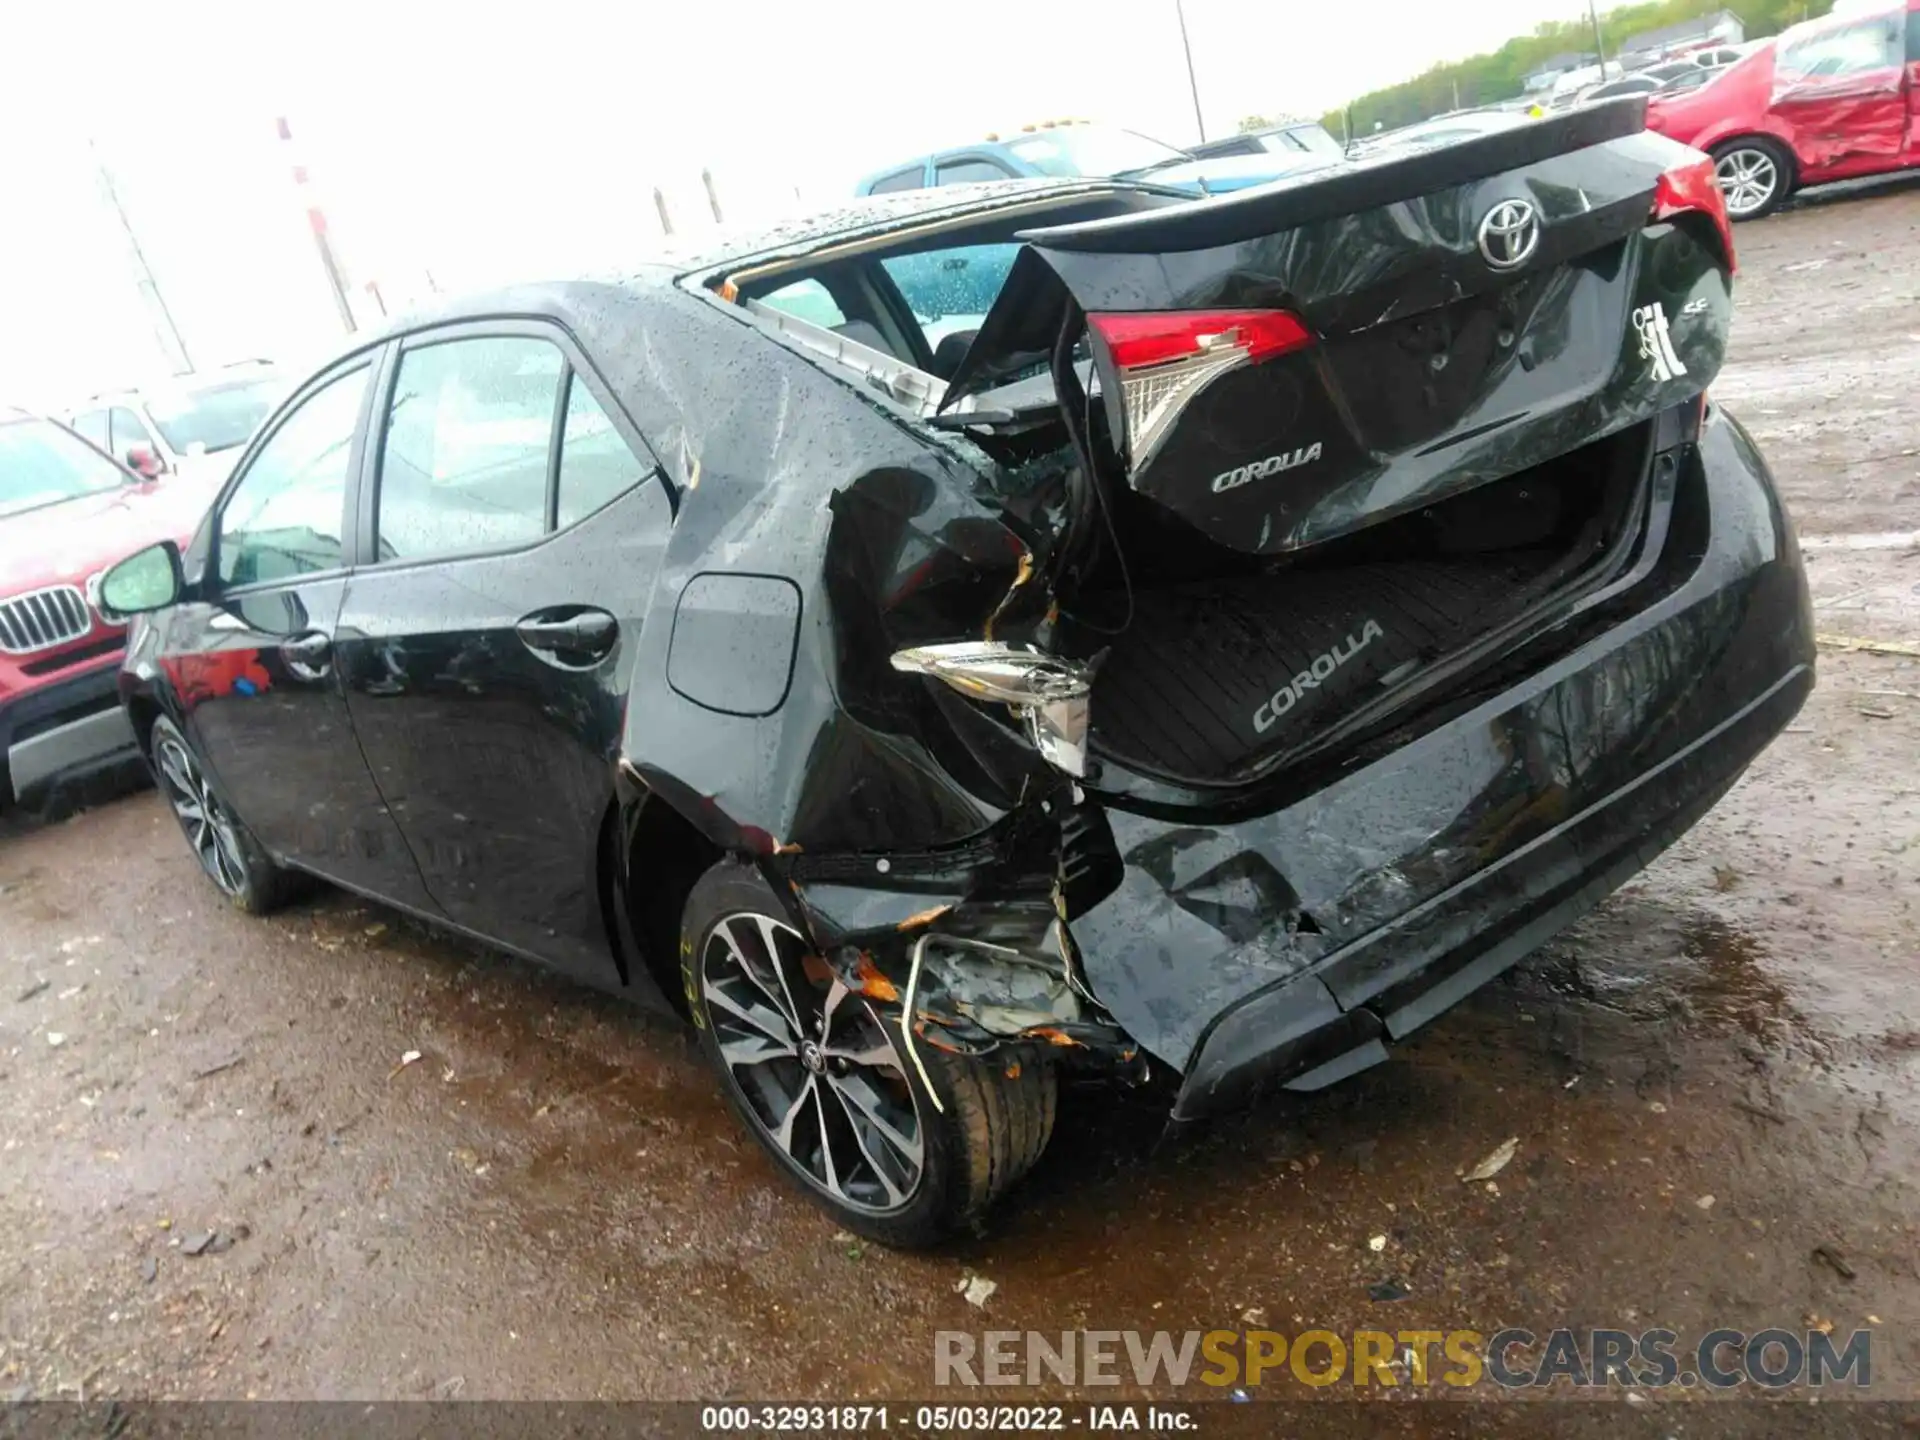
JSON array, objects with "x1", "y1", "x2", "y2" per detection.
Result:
[
  {"x1": 716, "y1": 100, "x2": 1739, "y2": 794},
  {"x1": 931, "y1": 100, "x2": 1735, "y2": 787},
  {"x1": 1076, "y1": 420, "x2": 1658, "y2": 785},
  {"x1": 944, "y1": 100, "x2": 1731, "y2": 561}
]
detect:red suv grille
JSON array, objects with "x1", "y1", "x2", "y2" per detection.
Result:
[{"x1": 0, "y1": 584, "x2": 93, "y2": 655}]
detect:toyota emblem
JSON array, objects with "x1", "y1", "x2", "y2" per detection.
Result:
[{"x1": 1477, "y1": 199, "x2": 1540, "y2": 270}]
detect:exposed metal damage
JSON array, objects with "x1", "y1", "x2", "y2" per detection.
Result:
[{"x1": 788, "y1": 787, "x2": 1145, "y2": 1114}]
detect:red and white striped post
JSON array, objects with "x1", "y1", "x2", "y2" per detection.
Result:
[{"x1": 275, "y1": 115, "x2": 357, "y2": 333}]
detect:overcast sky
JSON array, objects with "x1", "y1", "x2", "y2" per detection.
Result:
[{"x1": 2, "y1": 0, "x2": 1594, "y2": 406}]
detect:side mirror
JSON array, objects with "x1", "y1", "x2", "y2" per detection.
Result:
[
  {"x1": 124, "y1": 445, "x2": 165, "y2": 480},
  {"x1": 98, "y1": 541, "x2": 183, "y2": 620}
]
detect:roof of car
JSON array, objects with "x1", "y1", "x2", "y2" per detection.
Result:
[
  {"x1": 388, "y1": 183, "x2": 1139, "y2": 335},
  {"x1": 273, "y1": 181, "x2": 1154, "y2": 381}
]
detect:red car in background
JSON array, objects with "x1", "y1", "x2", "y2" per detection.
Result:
[
  {"x1": 1647, "y1": 0, "x2": 1920, "y2": 218},
  {"x1": 0, "y1": 411, "x2": 224, "y2": 809}
]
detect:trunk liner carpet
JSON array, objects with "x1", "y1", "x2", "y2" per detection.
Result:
[{"x1": 1088, "y1": 560, "x2": 1544, "y2": 783}]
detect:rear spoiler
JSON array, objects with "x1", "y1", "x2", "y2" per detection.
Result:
[{"x1": 1017, "y1": 97, "x2": 1650, "y2": 255}]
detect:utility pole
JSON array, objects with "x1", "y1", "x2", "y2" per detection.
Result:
[
  {"x1": 702, "y1": 168, "x2": 724, "y2": 225},
  {"x1": 1175, "y1": 0, "x2": 1206, "y2": 143},
  {"x1": 275, "y1": 116, "x2": 357, "y2": 334},
  {"x1": 1587, "y1": 0, "x2": 1609, "y2": 70},
  {"x1": 89, "y1": 138, "x2": 192, "y2": 375}
]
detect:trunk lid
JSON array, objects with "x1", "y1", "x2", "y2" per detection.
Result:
[{"x1": 941, "y1": 99, "x2": 1734, "y2": 557}]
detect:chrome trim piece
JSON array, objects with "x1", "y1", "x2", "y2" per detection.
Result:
[
  {"x1": 890, "y1": 640, "x2": 1092, "y2": 777},
  {"x1": 0, "y1": 584, "x2": 93, "y2": 655}
]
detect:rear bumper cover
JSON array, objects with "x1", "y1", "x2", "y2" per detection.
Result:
[
  {"x1": 1, "y1": 661, "x2": 138, "y2": 803},
  {"x1": 1162, "y1": 666, "x2": 1802, "y2": 1118}
]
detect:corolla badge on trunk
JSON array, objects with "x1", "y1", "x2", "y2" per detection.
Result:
[
  {"x1": 1477, "y1": 199, "x2": 1540, "y2": 269},
  {"x1": 1633, "y1": 302, "x2": 1690, "y2": 382},
  {"x1": 1252, "y1": 618, "x2": 1385, "y2": 733},
  {"x1": 1212, "y1": 442, "x2": 1324, "y2": 494}
]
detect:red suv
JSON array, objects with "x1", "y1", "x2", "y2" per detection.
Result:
[
  {"x1": 0, "y1": 410, "x2": 223, "y2": 807},
  {"x1": 1646, "y1": 0, "x2": 1920, "y2": 218}
]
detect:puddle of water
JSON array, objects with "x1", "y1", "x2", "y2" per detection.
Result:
[{"x1": 1677, "y1": 916, "x2": 1801, "y2": 1044}]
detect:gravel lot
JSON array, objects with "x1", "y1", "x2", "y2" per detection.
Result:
[{"x1": 3, "y1": 177, "x2": 1918, "y2": 1421}]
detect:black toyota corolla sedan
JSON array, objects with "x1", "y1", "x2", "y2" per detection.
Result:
[{"x1": 101, "y1": 98, "x2": 1813, "y2": 1246}]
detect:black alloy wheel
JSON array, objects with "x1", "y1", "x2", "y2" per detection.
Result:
[{"x1": 680, "y1": 861, "x2": 1057, "y2": 1246}]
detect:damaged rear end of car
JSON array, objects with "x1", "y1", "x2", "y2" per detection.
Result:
[{"x1": 621, "y1": 98, "x2": 1811, "y2": 1235}]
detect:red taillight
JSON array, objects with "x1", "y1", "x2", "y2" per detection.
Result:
[
  {"x1": 1088, "y1": 310, "x2": 1312, "y2": 369},
  {"x1": 1087, "y1": 309, "x2": 1314, "y2": 471},
  {"x1": 1653, "y1": 154, "x2": 1736, "y2": 275}
]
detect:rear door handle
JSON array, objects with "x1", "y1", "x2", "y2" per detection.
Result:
[
  {"x1": 280, "y1": 630, "x2": 332, "y2": 679},
  {"x1": 516, "y1": 609, "x2": 618, "y2": 662}
]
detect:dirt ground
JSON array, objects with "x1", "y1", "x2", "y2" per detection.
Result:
[{"x1": 3, "y1": 177, "x2": 1919, "y2": 1422}]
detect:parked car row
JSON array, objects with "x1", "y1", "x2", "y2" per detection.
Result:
[
  {"x1": 1647, "y1": 0, "x2": 1920, "y2": 217},
  {"x1": 854, "y1": 118, "x2": 1341, "y2": 198},
  {"x1": 67, "y1": 361, "x2": 287, "y2": 483},
  {"x1": 1247, "y1": 0, "x2": 1919, "y2": 221}
]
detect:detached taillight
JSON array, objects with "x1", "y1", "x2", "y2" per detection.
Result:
[
  {"x1": 1653, "y1": 154, "x2": 1736, "y2": 275},
  {"x1": 1087, "y1": 309, "x2": 1313, "y2": 472},
  {"x1": 890, "y1": 641, "x2": 1092, "y2": 777}
]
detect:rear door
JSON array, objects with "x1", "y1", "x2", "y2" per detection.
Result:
[
  {"x1": 170, "y1": 355, "x2": 439, "y2": 909},
  {"x1": 333, "y1": 321, "x2": 671, "y2": 979},
  {"x1": 1770, "y1": 11, "x2": 1909, "y2": 167}
]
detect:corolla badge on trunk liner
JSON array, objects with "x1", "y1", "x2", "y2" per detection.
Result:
[
  {"x1": 1212, "y1": 442, "x2": 1324, "y2": 494},
  {"x1": 1253, "y1": 618, "x2": 1384, "y2": 733}
]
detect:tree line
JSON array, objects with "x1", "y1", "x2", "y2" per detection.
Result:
[{"x1": 1247, "y1": 0, "x2": 1836, "y2": 138}]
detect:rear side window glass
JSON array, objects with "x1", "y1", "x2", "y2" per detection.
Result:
[
  {"x1": 881, "y1": 243, "x2": 1021, "y2": 348},
  {"x1": 867, "y1": 167, "x2": 924, "y2": 194},
  {"x1": 1777, "y1": 18, "x2": 1900, "y2": 79},
  {"x1": 935, "y1": 158, "x2": 1014, "y2": 185},
  {"x1": 376, "y1": 337, "x2": 563, "y2": 562},
  {"x1": 759, "y1": 278, "x2": 847, "y2": 329},
  {"x1": 218, "y1": 366, "x2": 367, "y2": 586},
  {"x1": 557, "y1": 375, "x2": 647, "y2": 530}
]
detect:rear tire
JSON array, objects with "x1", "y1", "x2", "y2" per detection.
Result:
[
  {"x1": 149, "y1": 715, "x2": 307, "y2": 915},
  {"x1": 680, "y1": 860, "x2": 1055, "y2": 1247},
  {"x1": 1712, "y1": 138, "x2": 1791, "y2": 220}
]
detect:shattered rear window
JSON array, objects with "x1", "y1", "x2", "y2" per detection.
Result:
[{"x1": 881, "y1": 244, "x2": 1020, "y2": 348}]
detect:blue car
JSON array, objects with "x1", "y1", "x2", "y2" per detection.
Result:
[{"x1": 854, "y1": 121, "x2": 1340, "y2": 197}]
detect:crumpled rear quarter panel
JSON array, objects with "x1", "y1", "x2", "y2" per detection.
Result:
[{"x1": 604, "y1": 285, "x2": 1041, "y2": 856}]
